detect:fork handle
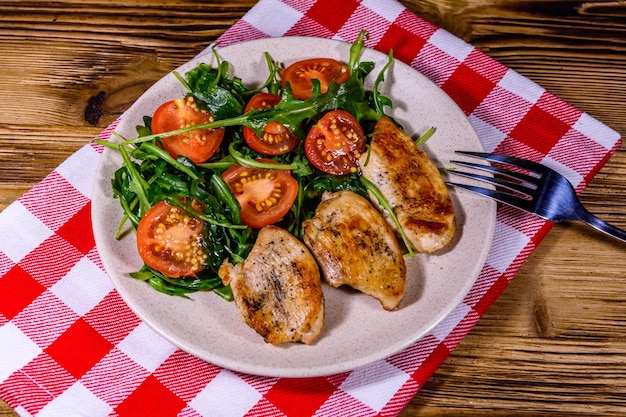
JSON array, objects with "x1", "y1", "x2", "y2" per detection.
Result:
[{"x1": 577, "y1": 208, "x2": 626, "y2": 243}]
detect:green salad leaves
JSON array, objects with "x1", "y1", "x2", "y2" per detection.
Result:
[{"x1": 95, "y1": 30, "x2": 406, "y2": 299}]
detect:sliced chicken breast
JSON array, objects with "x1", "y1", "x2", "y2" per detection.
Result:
[
  {"x1": 218, "y1": 225, "x2": 324, "y2": 345},
  {"x1": 359, "y1": 116, "x2": 456, "y2": 253},
  {"x1": 302, "y1": 190, "x2": 406, "y2": 310}
]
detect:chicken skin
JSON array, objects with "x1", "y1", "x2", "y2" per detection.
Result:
[
  {"x1": 359, "y1": 116, "x2": 456, "y2": 253},
  {"x1": 302, "y1": 190, "x2": 406, "y2": 310},
  {"x1": 218, "y1": 225, "x2": 324, "y2": 345}
]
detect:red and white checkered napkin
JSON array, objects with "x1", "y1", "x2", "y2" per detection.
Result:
[{"x1": 0, "y1": 0, "x2": 621, "y2": 416}]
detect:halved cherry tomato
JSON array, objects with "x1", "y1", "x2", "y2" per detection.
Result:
[
  {"x1": 243, "y1": 93, "x2": 299, "y2": 156},
  {"x1": 222, "y1": 160, "x2": 298, "y2": 229},
  {"x1": 136, "y1": 200, "x2": 206, "y2": 278},
  {"x1": 304, "y1": 110, "x2": 366, "y2": 175},
  {"x1": 152, "y1": 96, "x2": 225, "y2": 164},
  {"x1": 281, "y1": 58, "x2": 350, "y2": 100}
]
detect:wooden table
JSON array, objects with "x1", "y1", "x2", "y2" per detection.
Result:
[{"x1": 1, "y1": 1, "x2": 625, "y2": 415}]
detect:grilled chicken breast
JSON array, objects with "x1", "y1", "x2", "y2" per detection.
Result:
[
  {"x1": 302, "y1": 190, "x2": 406, "y2": 310},
  {"x1": 218, "y1": 225, "x2": 324, "y2": 345},
  {"x1": 359, "y1": 116, "x2": 455, "y2": 253}
]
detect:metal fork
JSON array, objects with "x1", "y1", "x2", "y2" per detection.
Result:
[{"x1": 446, "y1": 151, "x2": 626, "y2": 243}]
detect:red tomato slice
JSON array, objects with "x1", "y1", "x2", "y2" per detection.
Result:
[
  {"x1": 136, "y1": 200, "x2": 206, "y2": 278},
  {"x1": 222, "y1": 160, "x2": 299, "y2": 229},
  {"x1": 281, "y1": 58, "x2": 350, "y2": 100},
  {"x1": 152, "y1": 97, "x2": 225, "y2": 164},
  {"x1": 243, "y1": 93, "x2": 299, "y2": 156},
  {"x1": 304, "y1": 110, "x2": 366, "y2": 175}
]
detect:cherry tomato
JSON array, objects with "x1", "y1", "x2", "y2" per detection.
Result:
[
  {"x1": 304, "y1": 110, "x2": 366, "y2": 175},
  {"x1": 222, "y1": 160, "x2": 299, "y2": 229},
  {"x1": 152, "y1": 97, "x2": 225, "y2": 164},
  {"x1": 136, "y1": 200, "x2": 206, "y2": 278},
  {"x1": 281, "y1": 58, "x2": 350, "y2": 100},
  {"x1": 243, "y1": 93, "x2": 299, "y2": 156}
]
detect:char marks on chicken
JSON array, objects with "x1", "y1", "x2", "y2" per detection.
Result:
[
  {"x1": 359, "y1": 116, "x2": 456, "y2": 253},
  {"x1": 303, "y1": 190, "x2": 406, "y2": 310},
  {"x1": 219, "y1": 225, "x2": 324, "y2": 345}
]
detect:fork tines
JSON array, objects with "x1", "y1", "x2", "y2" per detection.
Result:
[
  {"x1": 445, "y1": 151, "x2": 544, "y2": 211},
  {"x1": 453, "y1": 151, "x2": 548, "y2": 174}
]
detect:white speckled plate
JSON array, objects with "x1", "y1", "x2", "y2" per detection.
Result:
[{"x1": 92, "y1": 37, "x2": 496, "y2": 378}]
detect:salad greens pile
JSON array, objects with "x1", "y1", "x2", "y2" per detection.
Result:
[{"x1": 95, "y1": 30, "x2": 411, "y2": 300}]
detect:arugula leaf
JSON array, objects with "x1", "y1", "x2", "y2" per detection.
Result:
[
  {"x1": 181, "y1": 49, "x2": 281, "y2": 121},
  {"x1": 184, "y1": 62, "x2": 245, "y2": 120},
  {"x1": 372, "y1": 50, "x2": 395, "y2": 117},
  {"x1": 130, "y1": 265, "x2": 233, "y2": 300}
]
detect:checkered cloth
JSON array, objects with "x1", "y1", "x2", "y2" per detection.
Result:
[{"x1": 0, "y1": 0, "x2": 621, "y2": 416}]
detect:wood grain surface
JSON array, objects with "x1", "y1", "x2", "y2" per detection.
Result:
[{"x1": 1, "y1": 0, "x2": 625, "y2": 415}]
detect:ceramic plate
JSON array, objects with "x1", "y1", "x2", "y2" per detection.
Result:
[{"x1": 92, "y1": 37, "x2": 496, "y2": 378}]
